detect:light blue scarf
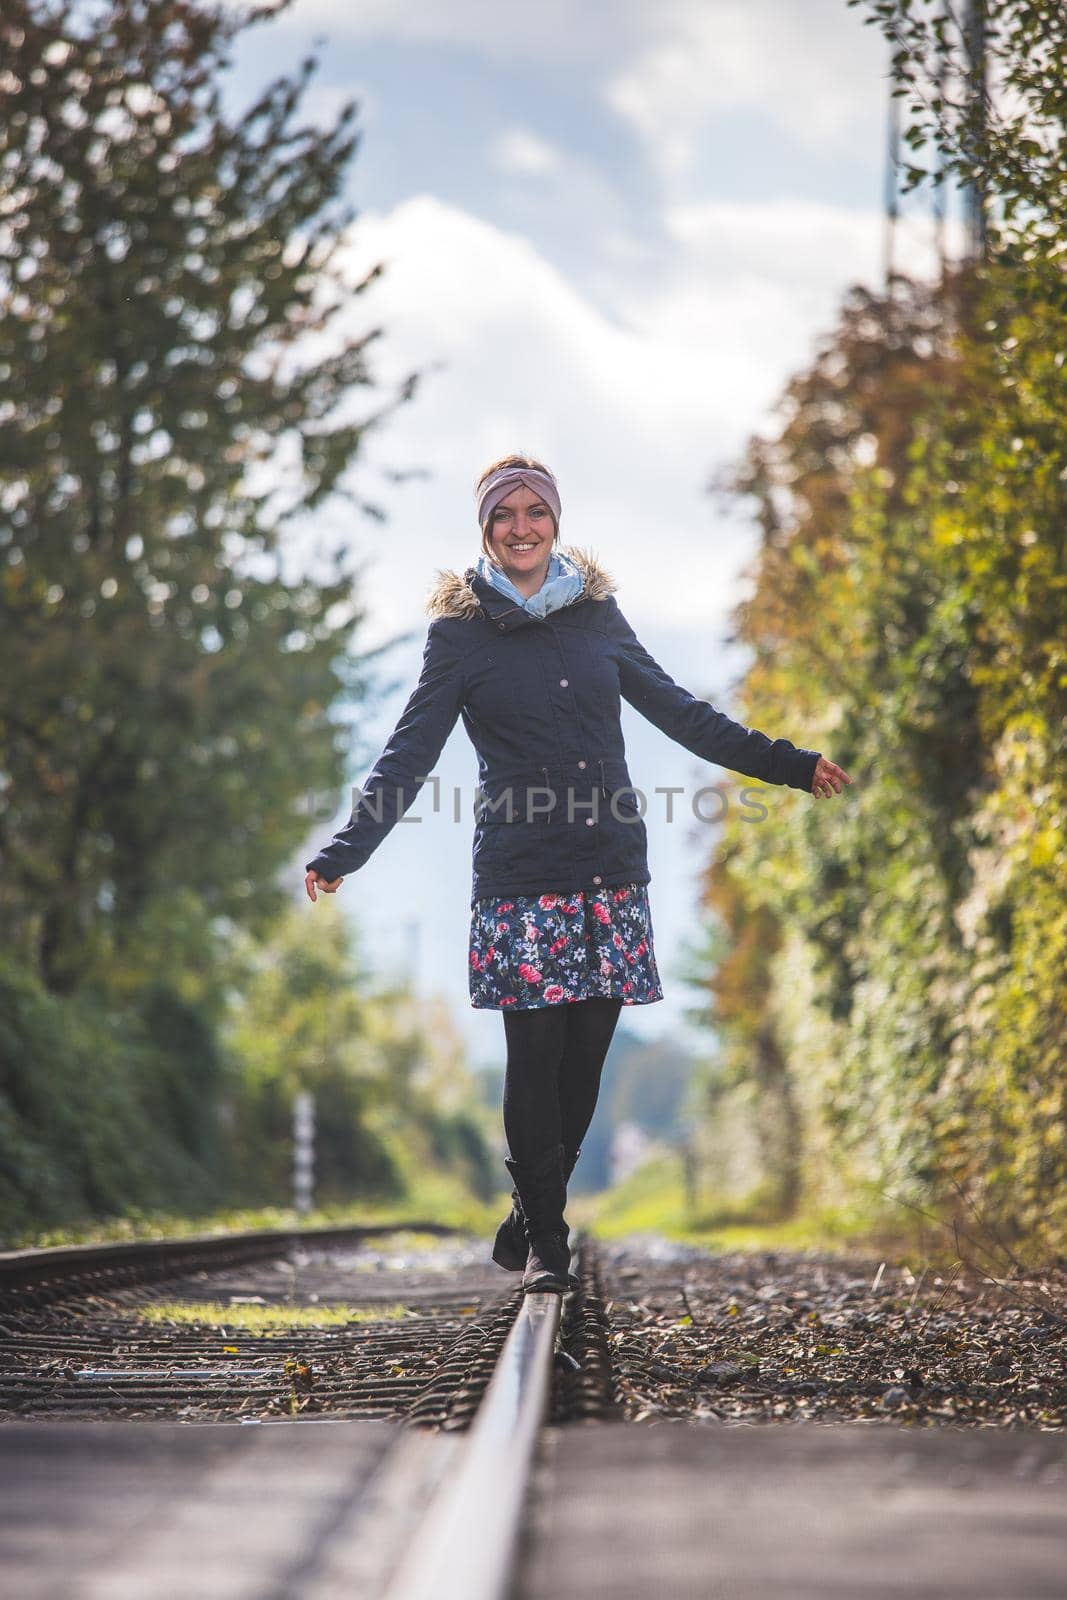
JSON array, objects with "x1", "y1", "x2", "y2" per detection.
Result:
[{"x1": 477, "y1": 546, "x2": 584, "y2": 619}]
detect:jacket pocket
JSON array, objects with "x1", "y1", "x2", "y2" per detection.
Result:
[
  {"x1": 473, "y1": 816, "x2": 553, "y2": 880},
  {"x1": 600, "y1": 789, "x2": 648, "y2": 878}
]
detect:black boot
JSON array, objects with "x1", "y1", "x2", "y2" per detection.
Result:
[
  {"x1": 493, "y1": 1146, "x2": 581, "y2": 1288},
  {"x1": 490, "y1": 1178, "x2": 527, "y2": 1272},
  {"x1": 506, "y1": 1143, "x2": 573, "y2": 1295}
]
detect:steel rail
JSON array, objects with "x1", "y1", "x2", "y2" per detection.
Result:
[
  {"x1": 382, "y1": 1284, "x2": 565, "y2": 1600},
  {"x1": 0, "y1": 1220, "x2": 459, "y2": 1295}
]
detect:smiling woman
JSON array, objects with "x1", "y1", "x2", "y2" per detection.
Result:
[
  {"x1": 304, "y1": 451, "x2": 849, "y2": 1294},
  {"x1": 478, "y1": 452, "x2": 560, "y2": 590}
]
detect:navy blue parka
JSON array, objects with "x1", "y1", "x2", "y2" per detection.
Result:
[{"x1": 305, "y1": 544, "x2": 822, "y2": 907}]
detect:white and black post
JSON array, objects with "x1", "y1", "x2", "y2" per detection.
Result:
[{"x1": 292, "y1": 1090, "x2": 315, "y2": 1216}]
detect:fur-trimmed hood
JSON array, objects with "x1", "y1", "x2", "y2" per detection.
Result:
[{"x1": 424, "y1": 542, "x2": 617, "y2": 620}]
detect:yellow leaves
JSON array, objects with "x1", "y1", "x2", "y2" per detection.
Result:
[
  {"x1": 284, "y1": 1356, "x2": 314, "y2": 1392},
  {"x1": 928, "y1": 510, "x2": 964, "y2": 548}
]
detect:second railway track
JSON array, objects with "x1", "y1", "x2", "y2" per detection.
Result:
[{"x1": 0, "y1": 1223, "x2": 589, "y2": 1431}]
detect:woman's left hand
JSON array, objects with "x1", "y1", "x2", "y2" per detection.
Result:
[{"x1": 811, "y1": 756, "x2": 852, "y2": 799}]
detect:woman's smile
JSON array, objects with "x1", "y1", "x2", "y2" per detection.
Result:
[{"x1": 489, "y1": 483, "x2": 556, "y2": 595}]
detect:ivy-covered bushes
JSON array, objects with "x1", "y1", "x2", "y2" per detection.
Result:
[
  {"x1": 693, "y1": 0, "x2": 1066, "y2": 1259},
  {"x1": 699, "y1": 266, "x2": 1065, "y2": 1255}
]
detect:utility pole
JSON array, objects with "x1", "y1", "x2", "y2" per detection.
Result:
[
  {"x1": 292, "y1": 1090, "x2": 315, "y2": 1216},
  {"x1": 884, "y1": 74, "x2": 900, "y2": 289},
  {"x1": 934, "y1": 3, "x2": 949, "y2": 280},
  {"x1": 963, "y1": 0, "x2": 988, "y2": 262}
]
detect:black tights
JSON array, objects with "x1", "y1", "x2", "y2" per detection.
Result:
[{"x1": 501, "y1": 997, "x2": 623, "y2": 1170}]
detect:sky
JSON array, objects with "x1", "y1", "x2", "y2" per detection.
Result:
[{"x1": 222, "y1": 0, "x2": 963, "y2": 1069}]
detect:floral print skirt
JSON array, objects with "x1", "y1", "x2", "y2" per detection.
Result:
[{"x1": 468, "y1": 882, "x2": 664, "y2": 1010}]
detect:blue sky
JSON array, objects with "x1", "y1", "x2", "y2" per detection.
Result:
[{"x1": 223, "y1": 1, "x2": 960, "y2": 1066}]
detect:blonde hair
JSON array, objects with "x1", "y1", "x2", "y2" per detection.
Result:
[{"x1": 475, "y1": 453, "x2": 560, "y2": 559}]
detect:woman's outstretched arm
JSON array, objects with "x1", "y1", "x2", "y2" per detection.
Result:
[
  {"x1": 603, "y1": 595, "x2": 837, "y2": 794},
  {"x1": 305, "y1": 622, "x2": 467, "y2": 897}
]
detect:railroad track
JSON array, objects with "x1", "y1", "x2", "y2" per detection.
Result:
[
  {"x1": 0, "y1": 1221, "x2": 614, "y2": 1598},
  {"x1": 1, "y1": 1227, "x2": 1061, "y2": 1600},
  {"x1": 0, "y1": 1220, "x2": 459, "y2": 1301}
]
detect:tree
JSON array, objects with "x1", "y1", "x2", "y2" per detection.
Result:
[
  {"x1": 850, "y1": 0, "x2": 1067, "y2": 273},
  {"x1": 0, "y1": 0, "x2": 417, "y2": 991},
  {"x1": 222, "y1": 908, "x2": 496, "y2": 1208},
  {"x1": 690, "y1": 1, "x2": 1067, "y2": 1252}
]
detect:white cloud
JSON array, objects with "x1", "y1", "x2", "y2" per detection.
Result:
[
  {"x1": 304, "y1": 190, "x2": 917, "y2": 647},
  {"x1": 605, "y1": 0, "x2": 889, "y2": 182},
  {"x1": 231, "y1": 0, "x2": 923, "y2": 1045},
  {"x1": 665, "y1": 197, "x2": 878, "y2": 281},
  {"x1": 242, "y1": 0, "x2": 887, "y2": 163},
  {"x1": 490, "y1": 128, "x2": 561, "y2": 176},
  {"x1": 299, "y1": 189, "x2": 889, "y2": 1049},
  {"x1": 242, "y1": 0, "x2": 650, "y2": 61},
  {"x1": 240, "y1": 1, "x2": 891, "y2": 202}
]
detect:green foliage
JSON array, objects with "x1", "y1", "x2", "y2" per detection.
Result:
[
  {"x1": 0, "y1": 4, "x2": 498, "y2": 1246},
  {"x1": 0, "y1": 0, "x2": 416, "y2": 992},
  {"x1": 694, "y1": 265, "x2": 1065, "y2": 1257},
  {"x1": 689, "y1": 0, "x2": 1066, "y2": 1259},
  {"x1": 221, "y1": 904, "x2": 497, "y2": 1209},
  {"x1": 0, "y1": 904, "x2": 500, "y2": 1242},
  {"x1": 585, "y1": 1151, "x2": 925, "y2": 1258},
  {"x1": 137, "y1": 979, "x2": 227, "y2": 1161},
  {"x1": 221, "y1": 905, "x2": 390, "y2": 1203},
  {"x1": 0, "y1": 953, "x2": 229, "y2": 1241},
  {"x1": 850, "y1": 0, "x2": 1067, "y2": 263}
]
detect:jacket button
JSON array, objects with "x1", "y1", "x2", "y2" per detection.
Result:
[
  {"x1": 559, "y1": 677, "x2": 568, "y2": 687},
  {"x1": 592, "y1": 875, "x2": 602, "y2": 884},
  {"x1": 577, "y1": 760, "x2": 586, "y2": 769},
  {"x1": 498, "y1": 623, "x2": 506, "y2": 631},
  {"x1": 585, "y1": 817, "x2": 595, "y2": 826}
]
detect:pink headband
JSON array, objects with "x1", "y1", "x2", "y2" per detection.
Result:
[{"x1": 476, "y1": 466, "x2": 561, "y2": 531}]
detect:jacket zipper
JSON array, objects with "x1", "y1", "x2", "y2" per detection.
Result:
[{"x1": 599, "y1": 758, "x2": 606, "y2": 798}]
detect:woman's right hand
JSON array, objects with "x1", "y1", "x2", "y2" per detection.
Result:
[
  {"x1": 810, "y1": 756, "x2": 852, "y2": 799},
  {"x1": 305, "y1": 870, "x2": 343, "y2": 902}
]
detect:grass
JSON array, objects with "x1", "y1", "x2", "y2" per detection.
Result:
[
  {"x1": 576, "y1": 1151, "x2": 936, "y2": 1261},
  {"x1": 10, "y1": 1156, "x2": 928, "y2": 1262},
  {"x1": 138, "y1": 1299, "x2": 411, "y2": 1332},
  {"x1": 7, "y1": 1145, "x2": 960, "y2": 1269},
  {"x1": 6, "y1": 1174, "x2": 506, "y2": 1253}
]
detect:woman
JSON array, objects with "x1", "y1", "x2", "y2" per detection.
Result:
[{"x1": 305, "y1": 454, "x2": 852, "y2": 1294}]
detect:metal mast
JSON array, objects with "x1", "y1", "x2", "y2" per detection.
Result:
[
  {"x1": 934, "y1": 4, "x2": 949, "y2": 279},
  {"x1": 963, "y1": 0, "x2": 988, "y2": 261},
  {"x1": 884, "y1": 74, "x2": 900, "y2": 288}
]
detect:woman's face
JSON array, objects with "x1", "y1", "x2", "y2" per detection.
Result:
[{"x1": 486, "y1": 483, "x2": 555, "y2": 586}]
